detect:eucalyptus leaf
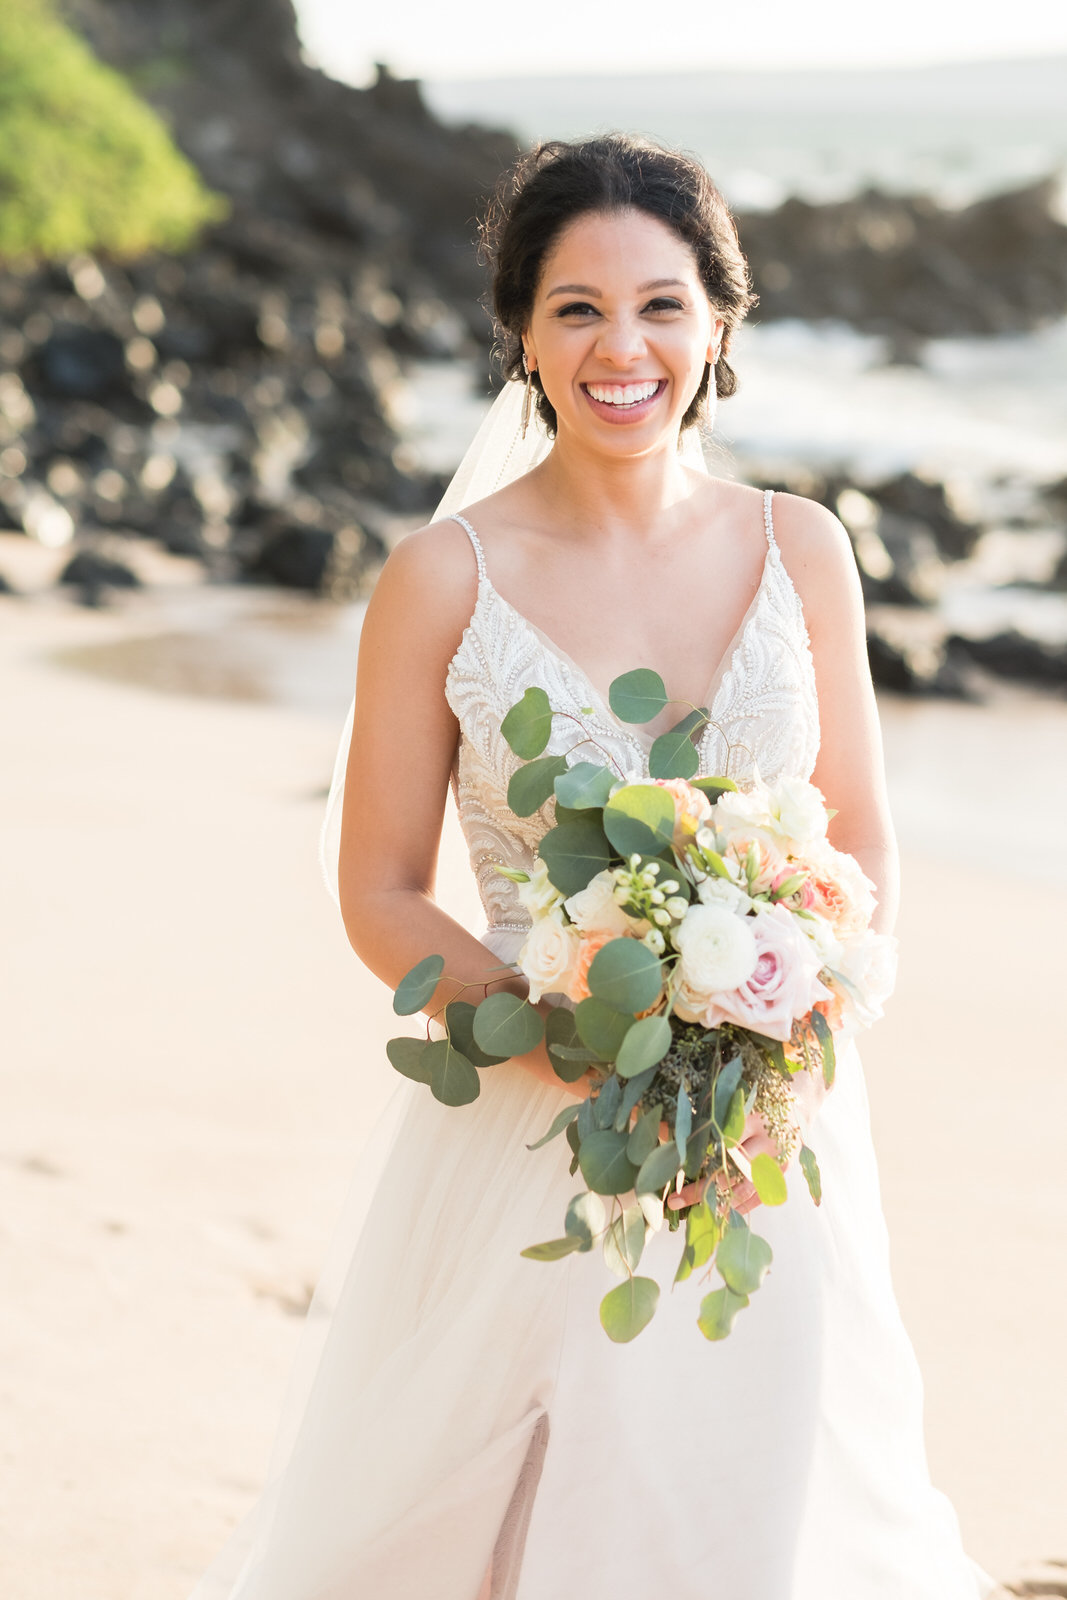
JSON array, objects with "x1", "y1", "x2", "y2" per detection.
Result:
[
  {"x1": 716, "y1": 1223, "x2": 773, "y2": 1296},
  {"x1": 750, "y1": 1151, "x2": 788, "y2": 1206},
  {"x1": 500, "y1": 685, "x2": 554, "y2": 758},
  {"x1": 587, "y1": 938, "x2": 663, "y2": 1015},
  {"x1": 426, "y1": 1038, "x2": 481, "y2": 1107},
  {"x1": 444, "y1": 1000, "x2": 508, "y2": 1068},
  {"x1": 674, "y1": 1198, "x2": 720, "y2": 1283},
  {"x1": 674, "y1": 1086, "x2": 693, "y2": 1165},
  {"x1": 564, "y1": 1191, "x2": 606, "y2": 1249},
  {"x1": 615, "y1": 1066, "x2": 657, "y2": 1130},
  {"x1": 385, "y1": 1036, "x2": 433, "y2": 1085},
  {"x1": 647, "y1": 708, "x2": 708, "y2": 781},
  {"x1": 697, "y1": 1285, "x2": 750, "y2": 1341},
  {"x1": 554, "y1": 761, "x2": 617, "y2": 810},
  {"x1": 614, "y1": 1012, "x2": 672, "y2": 1077},
  {"x1": 603, "y1": 1204, "x2": 646, "y2": 1278},
  {"x1": 576, "y1": 1094, "x2": 597, "y2": 1143},
  {"x1": 545, "y1": 1004, "x2": 593, "y2": 1083},
  {"x1": 683, "y1": 1116, "x2": 713, "y2": 1181},
  {"x1": 608, "y1": 668, "x2": 667, "y2": 725},
  {"x1": 574, "y1": 997, "x2": 634, "y2": 1060},
  {"x1": 578, "y1": 1129, "x2": 639, "y2": 1196},
  {"x1": 507, "y1": 754, "x2": 569, "y2": 818},
  {"x1": 721, "y1": 1084, "x2": 746, "y2": 1147},
  {"x1": 602, "y1": 784, "x2": 677, "y2": 858},
  {"x1": 472, "y1": 991, "x2": 544, "y2": 1057},
  {"x1": 538, "y1": 815, "x2": 613, "y2": 896},
  {"x1": 799, "y1": 1143, "x2": 823, "y2": 1205},
  {"x1": 712, "y1": 1053, "x2": 744, "y2": 1129},
  {"x1": 526, "y1": 1102, "x2": 581, "y2": 1151},
  {"x1": 810, "y1": 1007, "x2": 837, "y2": 1088},
  {"x1": 594, "y1": 1073, "x2": 622, "y2": 1130},
  {"x1": 599, "y1": 1276, "x2": 660, "y2": 1342},
  {"x1": 626, "y1": 1107, "x2": 662, "y2": 1167},
  {"x1": 635, "y1": 1139, "x2": 682, "y2": 1196},
  {"x1": 690, "y1": 775, "x2": 737, "y2": 801},
  {"x1": 392, "y1": 953, "x2": 445, "y2": 1016},
  {"x1": 521, "y1": 1235, "x2": 585, "y2": 1262}
]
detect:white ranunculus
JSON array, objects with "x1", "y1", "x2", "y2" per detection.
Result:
[
  {"x1": 564, "y1": 869, "x2": 638, "y2": 939},
  {"x1": 768, "y1": 776, "x2": 829, "y2": 848},
  {"x1": 695, "y1": 876, "x2": 751, "y2": 916},
  {"x1": 672, "y1": 903, "x2": 758, "y2": 999},
  {"x1": 515, "y1": 858, "x2": 564, "y2": 920},
  {"x1": 519, "y1": 908, "x2": 580, "y2": 1004}
]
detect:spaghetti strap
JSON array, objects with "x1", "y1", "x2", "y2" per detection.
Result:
[
  {"x1": 446, "y1": 512, "x2": 487, "y2": 583},
  {"x1": 762, "y1": 487, "x2": 778, "y2": 552}
]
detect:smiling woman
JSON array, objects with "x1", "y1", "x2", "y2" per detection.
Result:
[{"x1": 188, "y1": 135, "x2": 1000, "y2": 1600}]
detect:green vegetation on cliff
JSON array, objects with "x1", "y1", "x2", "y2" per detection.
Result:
[{"x1": 0, "y1": 0, "x2": 226, "y2": 262}]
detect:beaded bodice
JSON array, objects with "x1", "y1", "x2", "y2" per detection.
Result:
[{"x1": 442, "y1": 489, "x2": 820, "y2": 931}]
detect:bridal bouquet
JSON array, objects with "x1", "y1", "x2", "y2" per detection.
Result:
[{"x1": 389, "y1": 669, "x2": 897, "y2": 1344}]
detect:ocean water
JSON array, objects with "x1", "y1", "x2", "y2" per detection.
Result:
[{"x1": 425, "y1": 56, "x2": 1067, "y2": 213}]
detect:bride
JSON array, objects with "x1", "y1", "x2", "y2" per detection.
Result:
[{"x1": 191, "y1": 135, "x2": 997, "y2": 1599}]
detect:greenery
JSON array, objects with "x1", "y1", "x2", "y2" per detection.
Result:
[{"x1": 0, "y1": 0, "x2": 226, "y2": 262}]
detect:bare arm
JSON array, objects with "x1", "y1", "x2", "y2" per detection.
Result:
[
  {"x1": 775, "y1": 493, "x2": 900, "y2": 939},
  {"x1": 337, "y1": 519, "x2": 574, "y2": 1095}
]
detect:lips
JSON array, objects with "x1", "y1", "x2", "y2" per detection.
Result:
[{"x1": 580, "y1": 377, "x2": 667, "y2": 424}]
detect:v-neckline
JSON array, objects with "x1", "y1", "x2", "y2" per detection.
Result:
[{"x1": 480, "y1": 539, "x2": 776, "y2": 753}]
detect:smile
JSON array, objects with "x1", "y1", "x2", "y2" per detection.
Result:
[{"x1": 579, "y1": 377, "x2": 668, "y2": 423}]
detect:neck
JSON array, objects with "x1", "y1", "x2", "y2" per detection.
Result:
[{"x1": 529, "y1": 425, "x2": 698, "y2": 538}]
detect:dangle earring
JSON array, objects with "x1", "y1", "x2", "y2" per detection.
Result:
[
  {"x1": 521, "y1": 353, "x2": 535, "y2": 439},
  {"x1": 704, "y1": 350, "x2": 721, "y2": 431}
]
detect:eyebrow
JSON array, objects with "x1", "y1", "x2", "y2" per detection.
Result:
[{"x1": 545, "y1": 278, "x2": 687, "y2": 299}]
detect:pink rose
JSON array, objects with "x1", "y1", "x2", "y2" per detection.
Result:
[{"x1": 703, "y1": 903, "x2": 831, "y2": 1042}]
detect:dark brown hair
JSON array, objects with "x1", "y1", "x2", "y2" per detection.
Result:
[{"x1": 478, "y1": 133, "x2": 759, "y2": 433}]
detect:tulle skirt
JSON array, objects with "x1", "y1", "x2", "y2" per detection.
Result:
[{"x1": 190, "y1": 928, "x2": 996, "y2": 1600}]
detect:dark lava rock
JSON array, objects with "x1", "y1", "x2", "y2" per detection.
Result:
[
  {"x1": 0, "y1": 569, "x2": 15, "y2": 594},
  {"x1": 57, "y1": 549, "x2": 142, "y2": 604},
  {"x1": 946, "y1": 630, "x2": 1067, "y2": 688},
  {"x1": 37, "y1": 325, "x2": 130, "y2": 401},
  {"x1": 868, "y1": 472, "x2": 982, "y2": 562},
  {"x1": 867, "y1": 631, "x2": 978, "y2": 698}
]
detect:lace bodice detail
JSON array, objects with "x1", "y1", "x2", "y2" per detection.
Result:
[{"x1": 443, "y1": 489, "x2": 820, "y2": 930}]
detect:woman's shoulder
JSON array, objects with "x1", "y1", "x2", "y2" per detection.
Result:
[
  {"x1": 764, "y1": 489, "x2": 865, "y2": 644},
  {"x1": 362, "y1": 514, "x2": 487, "y2": 678}
]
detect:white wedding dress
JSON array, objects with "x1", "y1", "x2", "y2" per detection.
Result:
[{"x1": 190, "y1": 486, "x2": 996, "y2": 1600}]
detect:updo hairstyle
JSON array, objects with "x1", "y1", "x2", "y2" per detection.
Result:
[{"x1": 478, "y1": 133, "x2": 759, "y2": 434}]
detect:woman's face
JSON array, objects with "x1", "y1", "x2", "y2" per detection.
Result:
[{"x1": 522, "y1": 206, "x2": 724, "y2": 456}]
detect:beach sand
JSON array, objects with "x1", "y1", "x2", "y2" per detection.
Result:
[{"x1": 2, "y1": 538, "x2": 1063, "y2": 1597}]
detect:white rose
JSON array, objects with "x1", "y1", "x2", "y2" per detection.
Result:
[
  {"x1": 564, "y1": 869, "x2": 638, "y2": 939},
  {"x1": 712, "y1": 784, "x2": 772, "y2": 836},
  {"x1": 515, "y1": 858, "x2": 564, "y2": 920},
  {"x1": 796, "y1": 909, "x2": 844, "y2": 969},
  {"x1": 768, "y1": 777, "x2": 829, "y2": 848},
  {"x1": 519, "y1": 909, "x2": 581, "y2": 1004},
  {"x1": 833, "y1": 932, "x2": 899, "y2": 1031},
  {"x1": 672, "y1": 903, "x2": 758, "y2": 999}
]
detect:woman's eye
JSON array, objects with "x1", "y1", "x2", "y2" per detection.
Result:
[
  {"x1": 555, "y1": 301, "x2": 598, "y2": 318},
  {"x1": 644, "y1": 297, "x2": 685, "y2": 313}
]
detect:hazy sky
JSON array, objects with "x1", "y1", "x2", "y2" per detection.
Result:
[{"x1": 293, "y1": 0, "x2": 1067, "y2": 83}]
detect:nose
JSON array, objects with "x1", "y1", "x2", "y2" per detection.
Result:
[{"x1": 593, "y1": 311, "x2": 648, "y2": 367}]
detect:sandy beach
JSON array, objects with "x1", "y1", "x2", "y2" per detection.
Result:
[{"x1": 2, "y1": 534, "x2": 1064, "y2": 1598}]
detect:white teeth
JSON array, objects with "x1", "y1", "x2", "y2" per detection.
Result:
[{"x1": 585, "y1": 380, "x2": 660, "y2": 406}]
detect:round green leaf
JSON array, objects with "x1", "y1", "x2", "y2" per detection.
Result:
[
  {"x1": 578, "y1": 1128, "x2": 639, "y2": 1196},
  {"x1": 697, "y1": 1285, "x2": 750, "y2": 1341},
  {"x1": 603, "y1": 1204, "x2": 646, "y2": 1278},
  {"x1": 385, "y1": 1036, "x2": 433, "y2": 1085},
  {"x1": 444, "y1": 1000, "x2": 508, "y2": 1068},
  {"x1": 472, "y1": 991, "x2": 545, "y2": 1057},
  {"x1": 574, "y1": 997, "x2": 634, "y2": 1060},
  {"x1": 520, "y1": 1235, "x2": 585, "y2": 1262},
  {"x1": 425, "y1": 1038, "x2": 481, "y2": 1106},
  {"x1": 526, "y1": 1103, "x2": 580, "y2": 1152},
  {"x1": 715, "y1": 1224, "x2": 773, "y2": 1296},
  {"x1": 635, "y1": 1138, "x2": 682, "y2": 1196},
  {"x1": 392, "y1": 953, "x2": 445, "y2": 1016},
  {"x1": 565, "y1": 1190, "x2": 606, "y2": 1249},
  {"x1": 500, "y1": 685, "x2": 554, "y2": 758},
  {"x1": 538, "y1": 816, "x2": 613, "y2": 897},
  {"x1": 608, "y1": 669, "x2": 668, "y2": 725},
  {"x1": 691, "y1": 775, "x2": 737, "y2": 801},
  {"x1": 508, "y1": 754, "x2": 569, "y2": 818},
  {"x1": 626, "y1": 1106, "x2": 663, "y2": 1167},
  {"x1": 554, "y1": 761, "x2": 617, "y2": 810},
  {"x1": 647, "y1": 709, "x2": 708, "y2": 780},
  {"x1": 600, "y1": 1275, "x2": 660, "y2": 1342},
  {"x1": 615, "y1": 1013, "x2": 673, "y2": 1078},
  {"x1": 543, "y1": 1004, "x2": 594, "y2": 1082},
  {"x1": 587, "y1": 938, "x2": 663, "y2": 1016},
  {"x1": 721, "y1": 1084, "x2": 746, "y2": 1147},
  {"x1": 675, "y1": 1198, "x2": 721, "y2": 1283},
  {"x1": 602, "y1": 784, "x2": 677, "y2": 858},
  {"x1": 750, "y1": 1151, "x2": 788, "y2": 1206}
]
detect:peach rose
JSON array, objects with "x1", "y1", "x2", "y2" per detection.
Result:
[
  {"x1": 653, "y1": 777, "x2": 713, "y2": 850},
  {"x1": 567, "y1": 931, "x2": 615, "y2": 1003}
]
